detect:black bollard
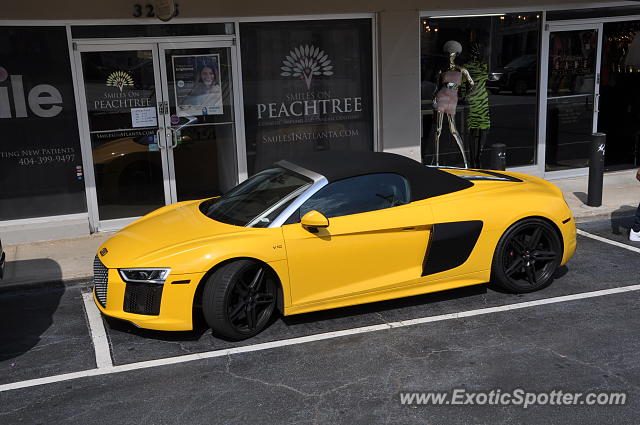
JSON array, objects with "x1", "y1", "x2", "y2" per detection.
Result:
[
  {"x1": 488, "y1": 143, "x2": 506, "y2": 170},
  {"x1": 587, "y1": 133, "x2": 606, "y2": 207}
]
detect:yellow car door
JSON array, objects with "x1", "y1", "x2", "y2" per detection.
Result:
[{"x1": 281, "y1": 173, "x2": 433, "y2": 308}]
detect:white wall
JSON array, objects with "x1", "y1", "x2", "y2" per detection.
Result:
[{"x1": 378, "y1": 9, "x2": 422, "y2": 160}]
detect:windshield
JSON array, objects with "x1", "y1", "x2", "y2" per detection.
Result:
[{"x1": 199, "y1": 167, "x2": 313, "y2": 227}]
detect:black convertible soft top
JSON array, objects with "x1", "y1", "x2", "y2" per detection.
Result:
[{"x1": 286, "y1": 151, "x2": 473, "y2": 201}]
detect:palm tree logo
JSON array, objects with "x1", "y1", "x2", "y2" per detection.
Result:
[
  {"x1": 106, "y1": 71, "x2": 134, "y2": 92},
  {"x1": 280, "y1": 45, "x2": 333, "y2": 90}
]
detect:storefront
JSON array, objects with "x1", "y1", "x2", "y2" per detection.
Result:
[
  {"x1": 0, "y1": 13, "x2": 376, "y2": 239},
  {"x1": 419, "y1": 4, "x2": 640, "y2": 179},
  {"x1": 1, "y1": 1, "x2": 638, "y2": 242}
]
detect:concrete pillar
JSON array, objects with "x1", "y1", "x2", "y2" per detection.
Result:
[{"x1": 378, "y1": 9, "x2": 421, "y2": 161}]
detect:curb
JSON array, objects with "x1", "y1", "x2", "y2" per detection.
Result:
[
  {"x1": 0, "y1": 275, "x2": 92, "y2": 293},
  {"x1": 572, "y1": 207, "x2": 637, "y2": 224}
]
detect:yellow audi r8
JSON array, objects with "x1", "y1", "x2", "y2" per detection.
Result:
[{"x1": 93, "y1": 151, "x2": 576, "y2": 340}]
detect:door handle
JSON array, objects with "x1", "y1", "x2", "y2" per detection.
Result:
[
  {"x1": 168, "y1": 127, "x2": 178, "y2": 149},
  {"x1": 156, "y1": 128, "x2": 166, "y2": 149}
]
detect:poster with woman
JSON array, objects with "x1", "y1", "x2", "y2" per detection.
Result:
[{"x1": 172, "y1": 54, "x2": 223, "y2": 116}]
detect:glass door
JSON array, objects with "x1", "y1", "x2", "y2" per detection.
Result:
[
  {"x1": 76, "y1": 40, "x2": 242, "y2": 231},
  {"x1": 543, "y1": 24, "x2": 602, "y2": 174},
  {"x1": 76, "y1": 44, "x2": 171, "y2": 228},
  {"x1": 158, "y1": 41, "x2": 239, "y2": 202}
]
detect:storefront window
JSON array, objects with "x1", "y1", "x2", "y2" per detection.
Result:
[
  {"x1": 599, "y1": 21, "x2": 640, "y2": 170},
  {"x1": 0, "y1": 26, "x2": 86, "y2": 221},
  {"x1": 545, "y1": 29, "x2": 598, "y2": 172},
  {"x1": 240, "y1": 19, "x2": 374, "y2": 175},
  {"x1": 420, "y1": 13, "x2": 542, "y2": 168}
]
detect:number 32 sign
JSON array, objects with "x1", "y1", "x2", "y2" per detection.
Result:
[{"x1": 132, "y1": 3, "x2": 180, "y2": 20}]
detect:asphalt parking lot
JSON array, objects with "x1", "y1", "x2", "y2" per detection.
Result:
[{"x1": 1, "y1": 218, "x2": 639, "y2": 424}]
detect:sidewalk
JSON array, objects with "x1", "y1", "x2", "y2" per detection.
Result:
[
  {"x1": 1, "y1": 169, "x2": 639, "y2": 290},
  {"x1": 1, "y1": 232, "x2": 114, "y2": 290},
  {"x1": 552, "y1": 168, "x2": 639, "y2": 223}
]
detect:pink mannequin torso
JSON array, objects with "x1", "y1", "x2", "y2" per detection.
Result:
[{"x1": 434, "y1": 70, "x2": 462, "y2": 115}]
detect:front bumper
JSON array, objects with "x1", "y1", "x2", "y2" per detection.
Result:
[
  {"x1": 560, "y1": 217, "x2": 577, "y2": 266},
  {"x1": 93, "y1": 268, "x2": 206, "y2": 331}
]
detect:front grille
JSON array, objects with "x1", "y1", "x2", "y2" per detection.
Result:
[
  {"x1": 93, "y1": 256, "x2": 108, "y2": 307},
  {"x1": 123, "y1": 282, "x2": 163, "y2": 315}
]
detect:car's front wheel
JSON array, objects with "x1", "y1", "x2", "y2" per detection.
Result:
[
  {"x1": 492, "y1": 218, "x2": 562, "y2": 293},
  {"x1": 202, "y1": 260, "x2": 278, "y2": 340}
]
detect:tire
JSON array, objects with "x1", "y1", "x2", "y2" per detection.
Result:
[
  {"x1": 491, "y1": 218, "x2": 562, "y2": 293},
  {"x1": 202, "y1": 260, "x2": 278, "y2": 340}
]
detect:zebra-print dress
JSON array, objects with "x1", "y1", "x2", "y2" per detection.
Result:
[{"x1": 464, "y1": 61, "x2": 491, "y2": 130}]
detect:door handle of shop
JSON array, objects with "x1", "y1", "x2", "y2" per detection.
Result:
[
  {"x1": 156, "y1": 128, "x2": 166, "y2": 149},
  {"x1": 168, "y1": 128, "x2": 179, "y2": 149}
]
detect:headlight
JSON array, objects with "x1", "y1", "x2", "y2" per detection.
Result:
[
  {"x1": 489, "y1": 72, "x2": 503, "y2": 81},
  {"x1": 119, "y1": 268, "x2": 171, "y2": 284}
]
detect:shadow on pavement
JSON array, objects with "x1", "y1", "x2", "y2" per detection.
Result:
[
  {"x1": 610, "y1": 205, "x2": 637, "y2": 235},
  {"x1": 573, "y1": 191, "x2": 588, "y2": 205},
  {"x1": 485, "y1": 265, "x2": 569, "y2": 295},
  {"x1": 282, "y1": 284, "x2": 488, "y2": 326},
  {"x1": 104, "y1": 316, "x2": 208, "y2": 342},
  {"x1": 103, "y1": 285, "x2": 489, "y2": 344},
  {"x1": 0, "y1": 259, "x2": 64, "y2": 362}
]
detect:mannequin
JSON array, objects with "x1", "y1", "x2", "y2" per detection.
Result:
[
  {"x1": 433, "y1": 40, "x2": 474, "y2": 168},
  {"x1": 464, "y1": 42, "x2": 491, "y2": 168}
]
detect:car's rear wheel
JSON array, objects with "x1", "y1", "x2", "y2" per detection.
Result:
[
  {"x1": 492, "y1": 218, "x2": 562, "y2": 293},
  {"x1": 202, "y1": 260, "x2": 277, "y2": 340}
]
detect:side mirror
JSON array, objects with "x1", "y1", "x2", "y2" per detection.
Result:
[{"x1": 301, "y1": 210, "x2": 329, "y2": 233}]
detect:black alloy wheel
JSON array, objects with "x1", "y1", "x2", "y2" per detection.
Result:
[
  {"x1": 492, "y1": 218, "x2": 562, "y2": 293},
  {"x1": 202, "y1": 260, "x2": 278, "y2": 340}
]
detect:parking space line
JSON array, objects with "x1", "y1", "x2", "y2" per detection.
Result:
[
  {"x1": 577, "y1": 229, "x2": 640, "y2": 254},
  {"x1": 3, "y1": 283, "x2": 640, "y2": 393},
  {"x1": 81, "y1": 292, "x2": 113, "y2": 369}
]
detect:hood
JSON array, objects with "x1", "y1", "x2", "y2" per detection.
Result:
[{"x1": 97, "y1": 200, "x2": 251, "y2": 269}]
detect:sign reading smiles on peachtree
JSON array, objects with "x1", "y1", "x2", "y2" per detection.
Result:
[
  {"x1": 92, "y1": 71, "x2": 153, "y2": 112},
  {"x1": 240, "y1": 19, "x2": 374, "y2": 174}
]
